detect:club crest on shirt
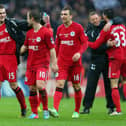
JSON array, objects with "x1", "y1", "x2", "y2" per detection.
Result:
[
  {"x1": 36, "y1": 37, "x2": 41, "y2": 42},
  {"x1": 70, "y1": 31, "x2": 75, "y2": 36},
  {"x1": 5, "y1": 28, "x2": 8, "y2": 33}
]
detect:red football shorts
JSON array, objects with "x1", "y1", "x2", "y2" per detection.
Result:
[
  {"x1": 56, "y1": 64, "x2": 82, "y2": 84},
  {"x1": 120, "y1": 59, "x2": 126, "y2": 77},
  {"x1": 25, "y1": 67, "x2": 48, "y2": 85},
  {"x1": 0, "y1": 55, "x2": 17, "y2": 82},
  {"x1": 108, "y1": 59, "x2": 125, "y2": 78}
]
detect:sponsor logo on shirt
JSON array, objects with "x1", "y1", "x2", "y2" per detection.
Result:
[
  {"x1": 0, "y1": 36, "x2": 11, "y2": 43},
  {"x1": 61, "y1": 40, "x2": 74, "y2": 46},
  {"x1": 28, "y1": 45, "x2": 38, "y2": 51}
]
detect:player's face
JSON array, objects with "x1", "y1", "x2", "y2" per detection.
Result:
[
  {"x1": 0, "y1": 8, "x2": 6, "y2": 24},
  {"x1": 60, "y1": 10, "x2": 72, "y2": 24},
  {"x1": 27, "y1": 12, "x2": 33, "y2": 26},
  {"x1": 89, "y1": 14, "x2": 101, "y2": 26}
]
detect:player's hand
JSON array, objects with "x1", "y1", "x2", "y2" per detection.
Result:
[
  {"x1": 43, "y1": 13, "x2": 50, "y2": 24},
  {"x1": 107, "y1": 39, "x2": 116, "y2": 47},
  {"x1": 72, "y1": 53, "x2": 81, "y2": 62},
  {"x1": 51, "y1": 62, "x2": 58, "y2": 73},
  {"x1": 103, "y1": 22, "x2": 112, "y2": 32}
]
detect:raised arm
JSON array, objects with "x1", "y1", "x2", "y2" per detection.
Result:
[{"x1": 88, "y1": 30, "x2": 107, "y2": 49}]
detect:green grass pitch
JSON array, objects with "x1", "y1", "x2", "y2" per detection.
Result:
[{"x1": 0, "y1": 97, "x2": 126, "y2": 126}]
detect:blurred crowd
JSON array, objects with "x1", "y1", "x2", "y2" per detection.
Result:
[{"x1": 0, "y1": 0, "x2": 126, "y2": 77}]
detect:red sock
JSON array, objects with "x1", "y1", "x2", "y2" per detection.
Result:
[
  {"x1": 13, "y1": 87, "x2": 26, "y2": 109},
  {"x1": 0, "y1": 86, "x2": 1, "y2": 100},
  {"x1": 38, "y1": 95, "x2": 41, "y2": 107},
  {"x1": 112, "y1": 88, "x2": 121, "y2": 112},
  {"x1": 54, "y1": 87, "x2": 63, "y2": 112},
  {"x1": 39, "y1": 89, "x2": 48, "y2": 110},
  {"x1": 123, "y1": 84, "x2": 126, "y2": 99},
  {"x1": 74, "y1": 89, "x2": 82, "y2": 113},
  {"x1": 29, "y1": 91, "x2": 39, "y2": 114}
]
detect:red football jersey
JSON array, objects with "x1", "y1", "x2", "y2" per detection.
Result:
[
  {"x1": 88, "y1": 24, "x2": 126, "y2": 60},
  {"x1": 55, "y1": 21, "x2": 87, "y2": 66},
  {"x1": 0, "y1": 23, "x2": 16, "y2": 55},
  {"x1": 24, "y1": 26, "x2": 55, "y2": 69}
]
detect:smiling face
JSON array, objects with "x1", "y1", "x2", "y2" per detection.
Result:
[
  {"x1": 60, "y1": 10, "x2": 72, "y2": 25},
  {"x1": 0, "y1": 8, "x2": 6, "y2": 25},
  {"x1": 89, "y1": 13, "x2": 101, "y2": 26}
]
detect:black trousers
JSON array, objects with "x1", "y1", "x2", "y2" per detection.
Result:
[{"x1": 82, "y1": 58, "x2": 115, "y2": 109}]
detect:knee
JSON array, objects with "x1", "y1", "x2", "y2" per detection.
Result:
[
  {"x1": 36, "y1": 80, "x2": 45, "y2": 90},
  {"x1": 56, "y1": 80, "x2": 65, "y2": 88},
  {"x1": 73, "y1": 83, "x2": 81, "y2": 91},
  {"x1": 10, "y1": 82, "x2": 18, "y2": 89},
  {"x1": 29, "y1": 85, "x2": 37, "y2": 92}
]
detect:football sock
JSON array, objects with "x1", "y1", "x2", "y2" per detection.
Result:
[
  {"x1": 13, "y1": 87, "x2": 26, "y2": 109},
  {"x1": 74, "y1": 88, "x2": 82, "y2": 113},
  {"x1": 123, "y1": 83, "x2": 126, "y2": 99},
  {"x1": 112, "y1": 88, "x2": 121, "y2": 112},
  {"x1": 54, "y1": 87, "x2": 63, "y2": 112},
  {"x1": 29, "y1": 91, "x2": 39, "y2": 114},
  {"x1": 39, "y1": 89, "x2": 48, "y2": 110},
  {"x1": 0, "y1": 85, "x2": 1, "y2": 99}
]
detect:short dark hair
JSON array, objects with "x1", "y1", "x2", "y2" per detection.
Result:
[
  {"x1": 62, "y1": 5, "x2": 72, "y2": 15},
  {"x1": 29, "y1": 9, "x2": 41, "y2": 23},
  {"x1": 103, "y1": 8, "x2": 114, "y2": 19},
  {"x1": 0, "y1": 4, "x2": 5, "y2": 9},
  {"x1": 89, "y1": 11, "x2": 100, "y2": 18}
]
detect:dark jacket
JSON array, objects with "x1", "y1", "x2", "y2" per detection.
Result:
[
  {"x1": 5, "y1": 18, "x2": 30, "y2": 64},
  {"x1": 86, "y1": 17, "x2": 124, "y2": 61}
]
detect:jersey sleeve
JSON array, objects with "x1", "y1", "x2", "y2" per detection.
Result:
[
  {"x1": 88, "y1": 30, "x2": 108, "y2": 49},
  {"x1": 79, "y1": 26, "x2": 88, "y2": 54},
  {"x1": 44, "y1": 30, "x2": 55, "y2": 49}
]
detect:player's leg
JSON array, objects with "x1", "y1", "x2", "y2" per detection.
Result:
[
  {"x1": 122, "y1": 77, "x2": 126, "y2": 99},
  {"x1": 0, "y1": 65, "x2": 6, "y2": 100},
  {"x1": 36, "y1": 68, "x2": 49, "y2": 119},
  {"x1": 108, "y1": 60, "x2": 122, "y2": 115},
  {"x1": 25, "y1": 69, "x2": 39, "y2": 119},
  {"x1": 28, "y1": 85, "x2": 39, "y2": 119},
  {"x1": 9, "y1": 81, "x2": 27, "y2": 117},
  {"x1": 102, "y1": 60, "x2": 115, "y2": 114},
  {"x1": 49, "y1": 66, "x2": 67, "y2": 117},
  {"x1": 81, "y1": 62, "x2": 101, "y2": 114},
  {"x1": 110, "y1": 78, "x2": 122, "y2": 115},
  {"x1": 0, "y1": 82, "x2": 2, "y2": 100},
  {"x1": 49, "y1": 79, "x2": 65, "y2": 118},
  {"x1": 120, "y1": 61, "x2": 126, "y2": 99},
  {"x1": 71, "y1": 65, "x2": 82, "y2": 118}
]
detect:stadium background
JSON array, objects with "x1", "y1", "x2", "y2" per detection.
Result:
[{"x1": 0, "y1": 0, "x2": 126, "y2": 98}]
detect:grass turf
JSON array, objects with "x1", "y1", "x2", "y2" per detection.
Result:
[{"x1": 0, "y1": 97, "x2": 126, "y2": 126}]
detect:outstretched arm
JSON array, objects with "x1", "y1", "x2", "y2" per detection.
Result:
[
  {"x1": 20, "y1": 45, "x2": 28, "y2": 55},
  {"x1": 50, "y1": 48, "x2": 58, "y2": 73},
  {"x1": 88, "y1": 30, "x2": 107, "y2": 49}
]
